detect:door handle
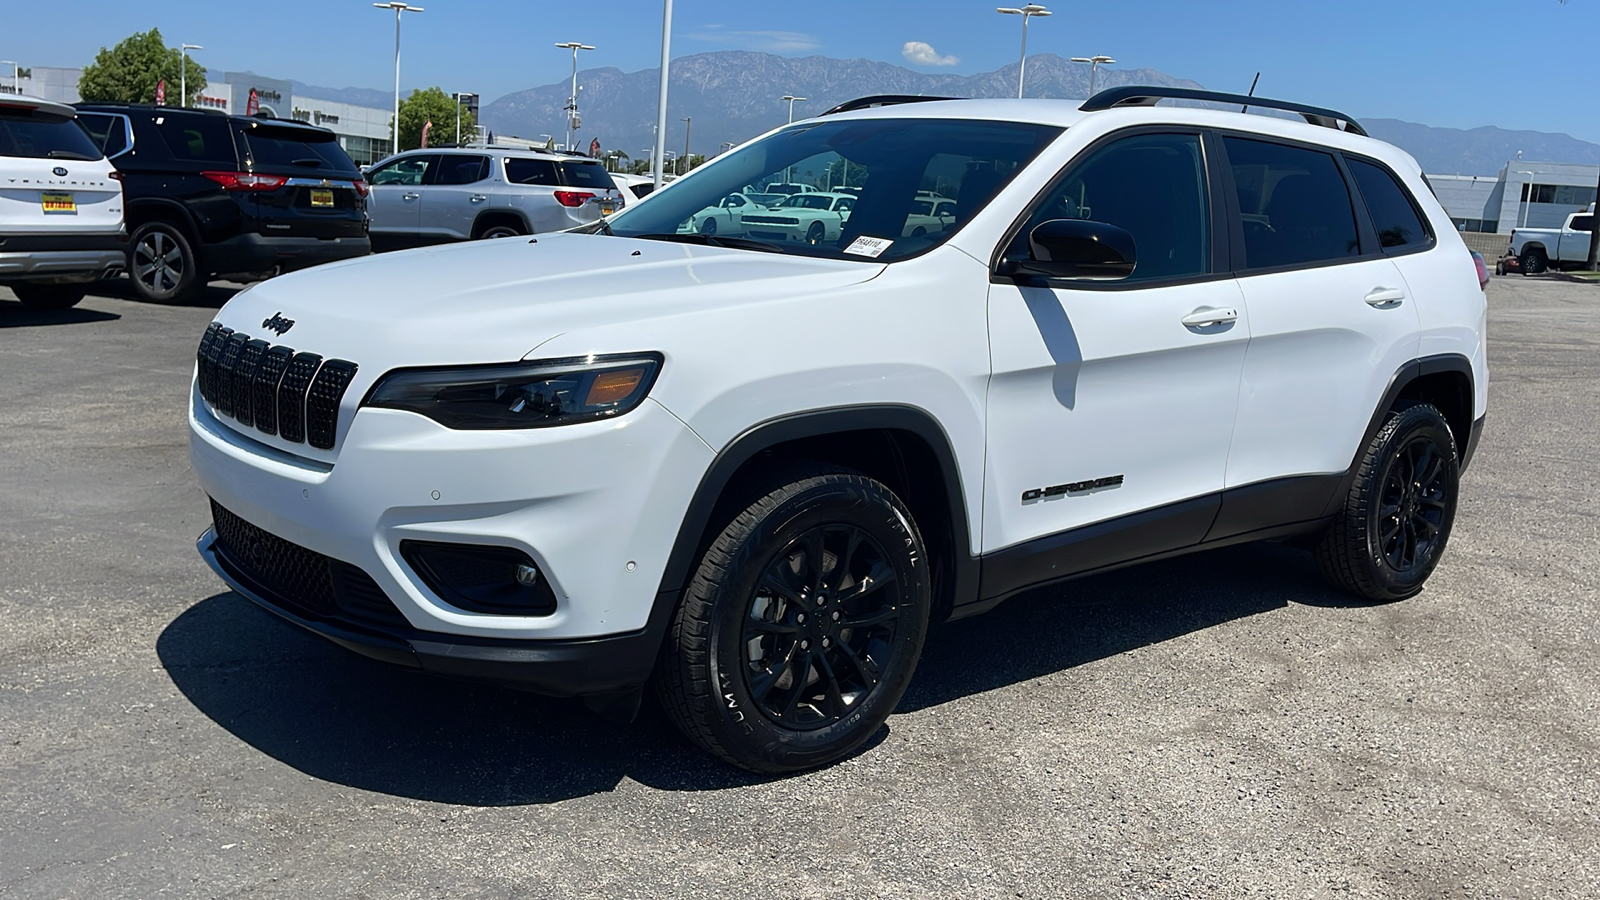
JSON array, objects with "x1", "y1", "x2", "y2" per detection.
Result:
[
  {"x1": 1180, "y1": 307, "x2": 1239, "y2": 328},
  {"x1": 1364, "y1": 287, "x2": 1406, "y2": 308},
  {"x1": 402, "y1": 192, "x2": 420, "y2": 201},
  {"x1": 470, "y1": 194, "x2": 487, "y2": 203}
]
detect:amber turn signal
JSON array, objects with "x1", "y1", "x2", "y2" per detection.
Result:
[{"x1": 585, "y1": 367, "x2": 646, "y2": 406}]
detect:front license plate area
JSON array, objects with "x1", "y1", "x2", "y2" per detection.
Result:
[
  {"x1": 41, "y1": 192, "x2": 76, "y2": 214},
  {"x1": 309, "y1": 189, "x2": 335, "y2": 208}
]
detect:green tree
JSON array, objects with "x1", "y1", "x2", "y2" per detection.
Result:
[
  {"x1": 78, "y1": 29, "x2": 205, "y2": 105},
  {"x1": 392, "y1": 86, "x2": 477, "y2": 151}
]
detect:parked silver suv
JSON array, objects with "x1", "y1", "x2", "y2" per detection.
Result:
[{"x1": 365, "y1": 148, "x2": 622, "y2": 250}]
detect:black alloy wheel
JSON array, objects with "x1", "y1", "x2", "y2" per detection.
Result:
[
  {"x1": 699, "y1": 217, "x2": 717, "y2": 235},
  {"x1": 1315, "y1": 401, "x2": 1459, "y2": 601},
  {"x1": 741, "y1": 523, "x2": 901, "y2": 731},
  {"x1": 128, "y1": 222, "x2": 202, "y2": 304},
  {"x1": 1522, "y1": 248, "x2": 1548, "y2": 275},
  {"x1": 656, "y1": 465, "x2": 930, "y2": 773},
  {"x1": 480, "y1": 223, "x2": 524, "y2": 240},
  {"x1": 805, "y1": 222, "x2": 826, "y2": 245}
]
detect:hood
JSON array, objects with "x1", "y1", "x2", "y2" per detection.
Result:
[{"x1": 212, "y1": 234, "x2": 884, "y2": 375}]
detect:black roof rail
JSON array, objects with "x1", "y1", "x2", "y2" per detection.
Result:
[
  {"x1": 821, "y1": 95, "x2": 962, "y2": 116},
  {"x1": 1079, "y1": 86, "x2": 1367, "y2": 137}
]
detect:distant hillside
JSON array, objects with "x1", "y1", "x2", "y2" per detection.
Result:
[
  {"x1": 480, "y1": 51, "x2": 1199, "y2": 158},
  {"x1": 291, "y1": 80, "x2": 395, "y2": 109},
  {"x1": 1361, "y1": 119, "x2": 1600, "y2": 176}
]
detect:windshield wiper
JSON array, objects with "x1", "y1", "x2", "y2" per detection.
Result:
[
  {"x1": 46, "y1": 150, "x2": 97, "y2": 160},
  {"x1": 630, "y1": 232, "x2": 784, "y2": 253}
]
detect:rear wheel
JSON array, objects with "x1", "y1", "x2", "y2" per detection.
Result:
[
  {"x1": 128, "y1": 222, "x2": 203, "y2": 304},
  {"x1": 1315, "y1": 402, "x2": 1459, "y2": 602},
  {"x1": 478, "y1": 219, "x2": 525, "y2": 240},
  {"x1": 656, "y1": 465, "x2": 931, "y2": 773},
  {"x1": 10, "y1": 283, "x2": 87, "y2": 310},
  {"x1": 1521, "y1": 248, "x2": 1548, "y2": 275}
]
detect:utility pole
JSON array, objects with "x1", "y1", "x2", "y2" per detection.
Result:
[{"x1": 555, "y1": 41, "x2": 594, "y2": 153}]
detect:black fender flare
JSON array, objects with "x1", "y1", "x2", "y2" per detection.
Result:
[
  {"x1": 1323, "y1": 352, "x2": 1477, "y2": 517},
  {"x1": 652, "y1": 404, "x2": 980, "y2": 615}
]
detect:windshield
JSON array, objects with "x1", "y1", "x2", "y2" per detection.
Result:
[{"x1": 605, "y1": 117, "x2": 1061, "y2": 262}]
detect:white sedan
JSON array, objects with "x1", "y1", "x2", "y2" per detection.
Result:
[
  {"x1": 684, "y1": 193, "x2": 767, "y2": 235},
  {"x1": 740, "y1": 192, "x2": 856, "y2": 244}
]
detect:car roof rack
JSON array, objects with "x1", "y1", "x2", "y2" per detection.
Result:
[
  {"x1": 1079, "y1": 86, "x2": 1367, "y2": 137},
  {"x1": 821, "y1": 95, "x2": 961, "y2": 117}
]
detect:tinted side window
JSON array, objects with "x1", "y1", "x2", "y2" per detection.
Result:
[
  {"x1": 1570, "y1": 215, "x2": 1594, "y2": 233},
  {"x1": 435, "y1": 155, "x2": 490, "y2": 185},
  {"x1": 154, "y1": 115, "x2": 236, "y2": 165},
  {"x1": 1224, "y1": 137, "x2": 1359, "y2": 269},
  {"x1": 1006, "y1": 132, "x2": 1209, "y2": 282},
  {"x1": 369, "y1": 155, "x2": 433, "y2": 186},
  {"x1": 1348, "y1": 158, "x2": 1431, "y2": 251},
  {"x1": 505, "y1": 158, "x2": 559, "y2": 185}
]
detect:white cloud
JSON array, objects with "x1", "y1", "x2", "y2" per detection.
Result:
[
  {"x1": 902, "y1": 41, "x2": 959, "y2": 67},
  {"x1": 685, "y1": 29, "x2": 820, "y2": 53}
]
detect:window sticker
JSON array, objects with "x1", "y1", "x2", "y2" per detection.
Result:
[{"x1": 844, "y1": 236, "x2": 893, "y2": 258}]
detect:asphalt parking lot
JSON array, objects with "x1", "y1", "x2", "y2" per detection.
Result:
[{"x1": 2, "y1": 274, "x2": 1597, "y2": 899}]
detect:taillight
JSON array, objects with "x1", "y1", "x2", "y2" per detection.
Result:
[
  {"x1": 201, "y1": 171, "x2": 289, "y2": 191},
  {"x1": 1470, "y1": 251, "x2": 1489, "y2": 290},
  {"x1": 554, "y1": 191, "x2": 595, "y2": 208},
  {"x1": 351, "y1": 179, "x2": 370, "y2": 198},
  {"x1": 107, "y1": 171, "x2": 123, "y2": 181}
]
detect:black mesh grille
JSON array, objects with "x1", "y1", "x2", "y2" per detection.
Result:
[
  {"x1": 232, "y1": 339, "x2": 268, "y2": 428},
  {"x1": 252, "y1": 346, "x2": 293, "y2": 436},
  {"x1": 307, "y1": 360, "x2": 357, "y2": 450},
  {"x1": 277, "y1": 352, "x2": 322, "y2": 444},
  {"x1": 194, "y1": 323, "x2": 358, "y2": 450},
  {"x1": 210, "y1": 499, "x2": 409, "y2": 630}
]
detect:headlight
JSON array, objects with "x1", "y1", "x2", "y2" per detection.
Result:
[{"x1": 363, "y1": 353, "x2": 662, "y2": 430}]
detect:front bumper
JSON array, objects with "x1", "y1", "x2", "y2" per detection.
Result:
[{"x1": 198, "y1": 526, "x2": 672, "y2": 695}]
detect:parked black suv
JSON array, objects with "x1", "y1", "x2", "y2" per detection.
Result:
[{"x1": 73, "y1": 104, "x2": 370, "y2": 303}]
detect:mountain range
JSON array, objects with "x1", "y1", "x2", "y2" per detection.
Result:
[{"x1": 293, "y1": 52, "x2": 1600, "y2": 176}]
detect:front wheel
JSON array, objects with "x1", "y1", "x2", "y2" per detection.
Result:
[
  {"x1": 10, "y1": 283, "x2": 87, "y2": 310},
  {"x1": 656, "y1": 465, "x2": 931, "y2": 773},
  {"x1": 1522, "y1": 248, "x2": 1548, "y2": 275},
  {"x1": 805, "y1": 222, "x2": 826, "y2": 245},
  {"x1": 699, "y1": 217, "x2": 717, "y2": 235},
  {"x1": 1315, "y1": 402, "x2": 1460, "y2": 601}
]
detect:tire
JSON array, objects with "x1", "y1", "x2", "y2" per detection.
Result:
[
  {"x1": 911, "y1": 226, "x2": 927, "y2": 237},
  {"x1": 699, "y1": 217, "x2": 717, "y2": 235},
  {"x1": 128, "y1": 221, "x2": 204, "y2": 304},
  {"x1": 805, "y1": 222, "x2": 826, "y2": 245},
  {"x1": 1315, "y1": 401, "x2": 1460, "y2": 602},
  {"x1": 10, "y1": 283, "x2": 87, "y2": 310},
  {"x1": 1521, "y1": 248, "x2": 1548, "y2": 275},
  {"x1": 655, "y1": 464, "x2": 931, "y2": 773},
  {"x1": 478, "y1": 222, "x2": 524, "y2": 240}
]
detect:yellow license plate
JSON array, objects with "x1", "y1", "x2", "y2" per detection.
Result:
[
  {"x1": 41, "y1": 192, "x2": 76, "y2": 214},
  {"x1": 309, "y1": 189, "x2": 335, "y2": 208},
  {"x1": 600, "y1": 200, "x2": 616, "y2": 216}
]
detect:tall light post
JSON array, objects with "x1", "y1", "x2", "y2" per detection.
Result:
[
  {"x1": 1516, "y1": 170, "x2": 1538, "y2": 229},
  {"x1": 374, "y1": 2, "x2": 423, "y2": 156},
  {"x1": 997, "y1": 5, "x2": 1051, "y2": 98},
  {"x1": 554, "y1": 41, "x2": 595, "y2": 153},
  {"x1": 680, "y1": 116, "x2": 691, "y2": 175},
  {"x1": 653, "y1": 0, "x2": 674, "y2": 189},
  {"x1": 781, "y1": 94, "x2": 807, "y2": 123},
  {"x1": 1070, "y1": 54, "x2": 1115, "y2": 97},
  {"x1": 179, "y1": 45, "x2": 202, "y2": 107},
  {"x1": 1, "y1": 61, "x2": 17, "y2": 95}
]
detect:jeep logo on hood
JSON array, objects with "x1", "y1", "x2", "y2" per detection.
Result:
[{"x1": 262, "y1": 312, "x2": 296, "y2": 335}]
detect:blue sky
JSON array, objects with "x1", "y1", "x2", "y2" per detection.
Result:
[{"x1": 7, "y1": 0, "x2": 1598, "y2": 142}]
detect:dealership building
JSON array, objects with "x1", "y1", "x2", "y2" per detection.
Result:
[
  {"x1": 6, "y1": 66, "x2": 395, "y2": 166},
  {"x1": 1429, "y1": 162, "x2": 1599, "y2": 236}
]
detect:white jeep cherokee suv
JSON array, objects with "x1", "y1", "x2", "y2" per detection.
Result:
[{"x1": 189, "y1": 88, "x2": 1488, "y2": 773}]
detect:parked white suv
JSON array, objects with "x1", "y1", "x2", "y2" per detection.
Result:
[
  {"x1": 0, "y1": 95, "x2": 124, "y2": 309},
  {"x1": 189, "y1": 88, "x2": 1488, "y2": 773},
  {"x1": 364, "y1": 147, "x2": 622, "y2": 250}
]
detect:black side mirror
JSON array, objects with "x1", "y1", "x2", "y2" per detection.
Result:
[{"x1": 1002, "y1": 218, "x2": 1137, "y2": 281}]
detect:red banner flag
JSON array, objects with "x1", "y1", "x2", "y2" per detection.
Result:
[
  {"x1": 245, "y1": 88, "x2": 259, "y2": 117},
  {"x1": 589, "y1": 137, "x2": 601, "y2": 158},
  {"x1": 155, "y1": 79, "x2": 166, "y2": 106}
]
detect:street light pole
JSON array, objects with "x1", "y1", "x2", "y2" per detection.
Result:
[
  {"x1": 997, "y1": 5, "x2": 1052, "y2": 98},
  {"x1": 1516, "y1": 170, "x2": 1538, "y2": 229},
  {"x1": 180, "y1": 44, "x2": 202, "y2": 107},
  {"x1": 1070, "y1": 54, "x2": 1115, "y2": 97},
  {"x1": 374, "y1": 2, "x2": 423, "y2": 156},
  {"x1": 653, "y1": 0, "x2": 673, "y2": 189},
  {"x1": 681, "y1": 116, "x2": 691, "y2": 175},
  {"x1": 781, "y1": 94, "x2": 807, "y2": 123},
  {"x1": 554, "y1": 41, "x2": 595, "y2": 153}
]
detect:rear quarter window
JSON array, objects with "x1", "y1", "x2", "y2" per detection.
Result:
[
  {"x1": 504, "y1": 158, "x2": 559, "y2": 186},
  {"x1": 154, "y1": 115, "x2": 237, "y2": 165},
  {"x1": 1347, "y1": 158, "x2": 1432, "y2": 251}
]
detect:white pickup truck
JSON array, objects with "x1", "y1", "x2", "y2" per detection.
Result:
[{"x1": 1509, "y1": 203, "x2": 1596, "y2": 273}]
